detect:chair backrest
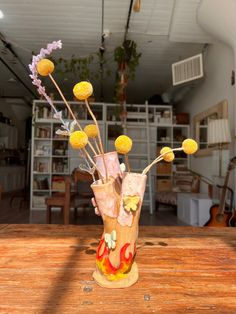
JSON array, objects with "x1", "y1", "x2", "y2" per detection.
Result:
[
  {"x1": 73, "y1": 169, "x2": 93, "y2": 183},
  {"x1": 72, "y1": 168, "x2": 94, "y2": 196},
  {"x1": 65, "y1": 176, "x2": 72, "y2": 206}
]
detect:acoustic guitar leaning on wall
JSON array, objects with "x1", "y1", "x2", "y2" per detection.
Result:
[
  {"x1": 204, "y1": 157, "x2": 236, "y2": 227},
  {"x1": 229, "y1": 208, "x2": 236, "y2": 227}
]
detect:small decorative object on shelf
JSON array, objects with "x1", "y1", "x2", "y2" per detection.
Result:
[{"x1": 29, "y1": 41, "x2": 198, "y2": 289}]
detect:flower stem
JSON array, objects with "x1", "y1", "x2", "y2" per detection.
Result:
[
  {"x1": 83, "y1": 148, "x2": 104, "y2": 184},
  {"x1": 94, "y1": 138, "x2": 101, "y2": 155},
  {"x1": 142, "y1": 147, "x2": 183, "y2": 175},
  {"x1": 125, "y1": 154, "x2": 131, "y2": 173},
  {"x1": 85, "y1": 99, "x2": 108, "y2": 182},
  {"x1": 48, "y1": 74, "x2": 97, "y2": 156}
]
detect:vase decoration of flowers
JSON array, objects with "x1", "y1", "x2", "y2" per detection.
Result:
[{"x1": 29, "y1": 41, "x2": 198, "y2": 288}]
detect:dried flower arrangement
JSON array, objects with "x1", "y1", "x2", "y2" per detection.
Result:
[{"x1": 29, "y1": 41, "x2": 198, "y2": 288}]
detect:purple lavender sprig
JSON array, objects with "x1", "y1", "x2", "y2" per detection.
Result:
[{"x1": 29, "y1": 40, "x2": 70, "y2": 133}]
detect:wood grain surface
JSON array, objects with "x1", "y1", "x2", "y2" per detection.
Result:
[{"x1": 0, "y1": 225, "x2": 236, "y2": 313}]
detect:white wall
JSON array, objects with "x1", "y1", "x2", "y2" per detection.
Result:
[{"x1": 177, "y1": 41, "x2": 235, "y2": 192}]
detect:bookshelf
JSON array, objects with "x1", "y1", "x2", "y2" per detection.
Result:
[{"x1": 30, "y1": 100, "x2": 190, "y2": 219}]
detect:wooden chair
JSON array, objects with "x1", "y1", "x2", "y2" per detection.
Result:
[
  {"x1": 45, "y1": 170, "x2": 94, "y2": 224},
  {"x1": 72, "y1": 169, "x2": 94, "y2": 220},
  {"x1": 45, "y1": 176, "x2": 74, "y2": 224}
]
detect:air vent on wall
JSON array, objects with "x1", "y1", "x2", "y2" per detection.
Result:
[{"x1": 172, "y1": 53, "x2": 203, "y2": 86}]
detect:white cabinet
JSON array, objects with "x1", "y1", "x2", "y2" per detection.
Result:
[{"x1": 177, "y1": 193, "x2": 212, "y2": 226}]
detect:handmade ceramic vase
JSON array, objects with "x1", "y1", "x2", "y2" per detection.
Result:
[
  {"x1": 94, "y1": 151, "x2": 122, "y2": 179},
  {"x1": 91, "y1": 163, "x2": 147, "y2": 288}
]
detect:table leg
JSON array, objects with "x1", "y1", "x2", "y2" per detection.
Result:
[
  {"x1": 63, "y1": 205, "x2": 70, "y2": 225},
  {"x1": 46, "y1": 205, "x2": 51, "y2": 224}
]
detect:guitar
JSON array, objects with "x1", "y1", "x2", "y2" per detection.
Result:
[
  {"x1": 204, "y1": 156, "x2": 236, "y2": 227},
  {"x1": 228, "y1": 186, "x2": 236, "y2": 227},
  {"x1": 229, "y1": 210, "x2": 236, "y2": 227},
  {"x1": 226, "y1": 184, "x2": 236, "y2": 226}
]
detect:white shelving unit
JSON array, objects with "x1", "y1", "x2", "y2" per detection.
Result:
[
  {"x1": 30, "y1": 101, "x2": 105, "y2": 217},
  {"x1": 30, "y1": 100, "x2": 190, "y2": 220},
  {"x1": 154, "y1": 121, "x2": 190, "y2": 195},
  {"x1": 106, "y1": 102, "x2": 156, "y2": 213}
]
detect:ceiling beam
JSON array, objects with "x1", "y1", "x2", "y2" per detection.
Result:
[
  {"x1": 0, "y1": 33, "x2": 30, "y2": 74},
  {"x1": 0, "y1": 56, "x2": 37, "y2": 98}
]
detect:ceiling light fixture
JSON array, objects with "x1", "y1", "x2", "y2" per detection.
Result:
[
  {"x1": 8, "y1": 77, "x2": 17, "y2": 83},
  {"x1": 133, "y1": 0, "x2": 141, "y2": 12},
  {"x1": 0, "y1": 10, "x2": 4, "y2": 19},
  {"x1": 103, "y1": 29, "x2": 110, "y2": 39}
]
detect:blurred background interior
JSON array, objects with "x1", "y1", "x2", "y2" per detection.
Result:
[{"x1": 0, "y1": 0, "x2": 235, "y2": 227}]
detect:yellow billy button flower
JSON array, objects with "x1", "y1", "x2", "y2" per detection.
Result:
[
  {"x1": 115, "y1": 135, "x2": 132, "y2": 154},
  {"x1": 84, "y1": 124, "x2": 98, "y2": 138},
  {"x1": 182, "y1": 139, "x2": 198, "y2": 155},
  {"x1": 160, "y1": 146, "x2": 175, "y2": 162},
  {"x1": 73, "y1": 81, "x2": 93, "y2": 100},
  {"x1": 69, "y1": 131, "x2": 88, "y2": 149},
  {"x1": 36, "y1": 59, "x2": 54, "y2": 76}
]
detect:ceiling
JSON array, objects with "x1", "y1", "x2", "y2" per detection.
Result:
[{"x1": 0, "y1": 0, "x2": 214, "y2": 105}]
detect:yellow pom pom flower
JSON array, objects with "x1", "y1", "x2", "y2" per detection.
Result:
[
  {"x1": 36, "y1": 59, "x2": 54, "y2": 76},
  {"x1": 73, "y1": 81, "x2": 93, "y2": 100},
  {"x1": 182, "y1": 139, "x2": 198, "y2": 155},
  {"x1": 69, "y1": 131, "x2": 88, "y2": 149},
  {"x1": 160, "y1": 147, "x2": 175, "y2": 162},
  {"x1": 115, "y1": 135, "x2": 132, "y2": 154},
  {"x1": 84, "y1": 124, "x2": 98, "y2": 138}
]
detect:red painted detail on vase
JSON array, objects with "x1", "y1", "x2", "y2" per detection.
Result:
[
  {"x1": 96, "y1": 239, "x2": 117, "y2": 274},
  {"x1": 120, "y1": 242, "x2": 133, "y2": 264},
  {"x1": 97, "y1": 238, "x2": 107, "y2": 260},
  {"x1": 96, "y1": 238, "x2": 136, "y2": 279}
]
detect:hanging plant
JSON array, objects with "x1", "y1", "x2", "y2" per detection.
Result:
[
  {"x1": 51, "y1": 54, "x2": 94, "y2": 80},
  {"x1": 113, "y1": 40, "x2": 141, "y2": 106},
  {"x1": 30, "y1": 52, "x2": 112, "y2": 83},
  {"x1": 114, "y1": 40, "x2": 141, "y2": 81}
]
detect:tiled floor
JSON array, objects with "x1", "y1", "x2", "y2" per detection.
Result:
[{"x1": 0, "y1": 193, "x2": 187, "y2": 226}]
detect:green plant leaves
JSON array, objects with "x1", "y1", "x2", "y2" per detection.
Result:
[
  {"x1": 50, "y1": 53, "x2": 111, "y2": 81},
  {"x1": 113, "y1": 40, "x2": 142, "y2": 102}
]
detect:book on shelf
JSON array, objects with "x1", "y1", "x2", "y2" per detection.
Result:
[
  {"x1": 33, "y1": 178, "x2": 49, "y2": 190},
  {"x1": 35, "y1": 127, "x2": 51, "y2": 138},
  {"x1": 34, "y1": 161, "x2": 50, "y2": 173},
  {"x1": 52, "y1": 176, "x2": 66, "y2": 191}
]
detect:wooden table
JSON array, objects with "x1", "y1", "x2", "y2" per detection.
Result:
[{"x1": 0, "y1": 225, "x2": 236, "y2": 313}]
